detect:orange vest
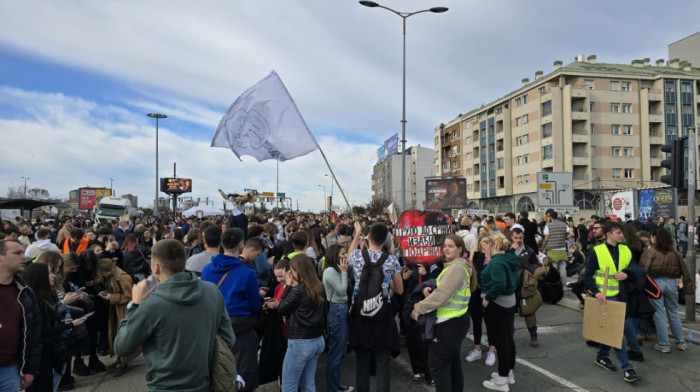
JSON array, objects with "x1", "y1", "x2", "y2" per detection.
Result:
[{"x1": 63, "y1": 237, "x2": 89, "y2": 255}]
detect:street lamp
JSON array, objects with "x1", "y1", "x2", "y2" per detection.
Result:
[
  {"x1": 359, "y1": 1, "x2": 448, "y2": 211},
  {"x1": 317, "y1": 185, "x2": 326, "y2": 212},
  {"x1": 147, "y1": 113, "x2": 167, "y2": 217},
  {"x1": 20, "y1": 176, "x2": 30, "y2": 198},
  {"x1": 109, "y1": 177, "x2": 114, "y2": 196}
]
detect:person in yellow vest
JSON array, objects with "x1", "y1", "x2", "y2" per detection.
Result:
[
  {"x1": 411, "y1": 234, "x2": 476, "y2": 392},
  {"x1": 582, "y1": 221, "x2": 640, "y2": 383},
  {"x1": 60, "y1": 228, "x2": 90, "y2": 255}
]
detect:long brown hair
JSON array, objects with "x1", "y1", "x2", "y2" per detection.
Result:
[
  {"x1": 444, "y1": 234, "x2": 479, "y2": 293},
  {"x1": 36, "y1": 251, "x2": 64, "y2": 292},
  {"x1": 290, "y1": 254, "x2": 325, "y2": 307}
]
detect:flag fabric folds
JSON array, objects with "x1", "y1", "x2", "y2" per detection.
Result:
[{"x1": 211, "y1": 71, "x2": 319, "y2": 162}]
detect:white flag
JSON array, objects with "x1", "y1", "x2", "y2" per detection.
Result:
[{"x1": 211, "y1": 71, "x2": 319, "y2": 162}]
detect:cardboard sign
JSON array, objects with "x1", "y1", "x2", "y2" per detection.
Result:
[
  {"x1": 581, "y1": 267, "x2": 626, "y2": 348},
  {"x1": 395, "y1": 210, "x2": 452, "y2": 264}
]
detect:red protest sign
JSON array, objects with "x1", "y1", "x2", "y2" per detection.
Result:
[{"x1": 395, "y1": 210, "x2": 452, "y2": 264}]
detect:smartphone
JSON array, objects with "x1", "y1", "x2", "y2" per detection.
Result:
[
  {"x1": 84, "y1": 311, "x2": 95, "y2": 318},
  {"x1": 76, "y1": 287, "x2": 86, "y2": 292},
  {"x1": 264, "y1": 297, "x2": 274, "y2": 302}
]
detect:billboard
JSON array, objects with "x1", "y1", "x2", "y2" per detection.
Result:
[
  {"x1": 160, "y1": 178, "x2": 192, "y2": 194},
  {"x1": 425, "y1": 178, "x2": 467, "y2": 209},
  {"x1": 376, "y1": 133, "x2": 399, "y2": 163},
  {"x1": 637, "y1": 188, "x2": 677, "y2": 221},
  {"x1": 79, "y1": 188, "x2": 112, "y2": 210},
  {"x1": 603, "y1": 190, "x2": 635, "y2": 220}
]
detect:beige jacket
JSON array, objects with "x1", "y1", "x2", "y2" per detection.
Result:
[{"x1": 414, "y1": 257, "x2": 472, "y2": 315}]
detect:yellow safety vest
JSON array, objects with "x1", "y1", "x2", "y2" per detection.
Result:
[
  {"x1": 593, "y1": 243, "x2": 631, "y2": 297},
  {"x1": 284, "y1": 251, "x2": 304, "y2": 260},
  {"x1": 435, "y1": 263, "x2": 471, "y2": 322}
]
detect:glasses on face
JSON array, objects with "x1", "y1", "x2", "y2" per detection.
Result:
[{"x1": 593, "y1": 226, "x2": 602, "y2": 230}]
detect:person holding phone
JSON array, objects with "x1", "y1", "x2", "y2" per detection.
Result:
[{"x1": 322, "y1": 244, "x2": 354, "y2": 392}]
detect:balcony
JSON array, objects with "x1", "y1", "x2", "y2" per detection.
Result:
[
  {"x1": 572, "y1": 153, "x2": 588, "y2": 165},
  {"x1": 572, "y1": 133, "x2": 588, "y2": 143},
  {"x1": 542, "y1": 158, "x2": 554, "y2": 168},
  {"x1": 571, "y1": 88, "x2": 588, "y2": 98},
  {"x1": 648, "y1": 111, "x2": 663, "y2": 123},
  {"x1": 648, "y1": 89, "x2": 662, "y2": 101},
  {"x1": 571, "y1": 109, "x2": 588, "y2": 121},
  {"x1": 649, "y1": 133, "x2": 664, "y2": 145},
  {"x1": 650, "y1": 157, "x2": 662, "y2": 167}
]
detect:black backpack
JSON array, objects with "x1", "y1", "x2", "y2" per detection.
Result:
[
  {"x1": 538, "y1": 265, "x2": 564, "y2": 304},
  {"x1": 351, "y1": 250, "x2": 390, "y2": 320}
]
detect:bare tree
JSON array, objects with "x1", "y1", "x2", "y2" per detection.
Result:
[{"x1": 6, "y1": 186, "x2": 52, "y2": 200}]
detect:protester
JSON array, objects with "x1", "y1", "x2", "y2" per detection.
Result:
[
  {"x1": 185, "y1": 225, "x2": 222, "y2": 276},
  {"x1": 412, "y1": 234, "x2": 475, "y2": 392},
  {"x1": 480, "y1": 233, "x2": 519, "y2": 391},
  {"x1": 121, "y1": 234, "x2": 149, "y2": 281},
  {"x1": 322, "y1": 243, "x2": 353, "y2": 392},
  {"x1": 0, "y1": 240, "x2": 42, "y2": 391},
  {"x1": 465, "y1": 233, "x2": 496, "y2": 365},
  {"x1": 258, "y1": 259, "x2": 290, "y2": 386},
  {"x1": 510, "y1": 228, "x2": 542, "y2": 347},
  {"x1": 640, "y1": 228, "x2": 694, "y2": 353},
  {"x1": 541, "y1": 211, "x2": 571, "y2": 283},
  {"x1": 113, "y1": 239, "x2": 235, "y2": 391},
  {"x1": 25, "y1": 228, "x2": 60, "y2": 260}
]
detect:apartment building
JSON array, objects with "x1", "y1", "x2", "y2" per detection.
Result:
[
  {"x1": 436, "y1": 55, "x2": 700, "y2": 214},
  {"x1": 372, "y1": 145, "x2": 434, "y2": 209}
]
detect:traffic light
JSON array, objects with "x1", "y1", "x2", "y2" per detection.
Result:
[{"x1": 660, "y1": 139, "x2": 685, "y2": 188}]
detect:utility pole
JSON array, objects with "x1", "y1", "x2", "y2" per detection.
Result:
[
  {"x1": 20, "y1": 176, "x2": 29, "y2": 198},
  {"x1": 685, "y1": 127, "x2": 696, "y2": 321}
]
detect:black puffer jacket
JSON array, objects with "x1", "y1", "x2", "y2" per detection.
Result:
[
  {"x1": 14, "y1": 276, "x2": 42, "y2": 377},
  {"x1": 278, "y1": 283, "x2": 326, "y2": 339}
]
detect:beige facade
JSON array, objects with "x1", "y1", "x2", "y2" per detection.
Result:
[{"x1": 436, "y1": 55, "x2": 700, "y2": 214}]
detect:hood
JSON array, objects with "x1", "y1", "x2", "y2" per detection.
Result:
[
  {"x1": 152, "y1": 271, "x2": 202, "y2": 305},
  {"x1": 33, "y1": 238, "x2": 53, "y2": 250},
  {"x1": 209, "y1": 253, "x2": 242, "y2": 273},
  {"x1": 455, "y1": 229, "x2": 471, "y2": 238},
  {"x1": 493, "y1": 252, "x2": 520, "y2": 274}
]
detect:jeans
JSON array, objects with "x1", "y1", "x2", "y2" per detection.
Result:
[
  {"x1": 326, "y1": 303, "x2": 349, "y2": 392},
  {"x1": 356, "y1": 347, "x2": 391, "y2": 392},
  {"x1": 680, "y1": 241, "x2": 688, "y2": 258},
  {"x1": 484, "y1": 302, "x2": 516, "y2": 377},
  {"x1": 282, "y1": 336, "x2": 325, "y2": 392},
  {"x1": 596, "y1": 296, "x2": 633, "y2": 371},
  {"x1": 650, "y1": 277, "x2": 685, "y2": 346},
  {"x1": 0, "y1": 364, "x2": 20, "y2": 392},
  {"x1": 53, "y1": 363, "x2": 66, "y2": 392}
]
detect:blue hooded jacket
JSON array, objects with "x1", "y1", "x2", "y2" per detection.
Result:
[{"x1": 201, "y1": 254, "x2": 260, "y2": 316}]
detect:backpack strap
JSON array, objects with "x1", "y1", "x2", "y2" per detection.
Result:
[{"x1": 217, "y1": 270, "x2": 232, "y2": 288}]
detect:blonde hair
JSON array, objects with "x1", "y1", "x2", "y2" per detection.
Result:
[
  {"x1": 489, "y1": 232, "x2": 510, "y2": 252},
  {"x1": 95, "y1": 258, "x2": 117, "y2": 284}
]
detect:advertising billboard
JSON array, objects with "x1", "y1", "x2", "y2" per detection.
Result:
[
  {"x1": 603, "y1": 190, "x2": 635, "y2": 220},
  {"x1": 79, "y1": 188, "x2": 112, "y2": 210},
  {"x1": 425, "y1": 178, "x2": 467, "y2": 209},
  {"x1": 376, "y1": 133, "x2": 399, "y2": 163},
  {"x1": 160, "y1": 178, "x2": 192, "y2": 194},
  {"x1": 637, "y1": 188, "x2": 677, "y2": 221}
]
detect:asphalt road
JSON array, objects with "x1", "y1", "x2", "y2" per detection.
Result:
[{"x1": 70, "y1": 290, "x2": 700, "y2": 392}]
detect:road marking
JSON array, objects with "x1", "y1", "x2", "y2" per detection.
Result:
[{"x1": 515, "y1": 357, "x2": 589, "y2": 392}]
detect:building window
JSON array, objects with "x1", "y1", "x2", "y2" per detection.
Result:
[
  {"x1": 612, "y1": 124, "x2": 620, "y2": 134},
  {"x1": 524, "y1": 154, "x2": 529, "y2": 164},
  {"x1": 543, "y1": 145, "x2": 553, "y2": 159},
  {"x1": 523, "y1": 114, "x2": 528, "y2": 124},
  {"x1": 465, "y1": 152, "x2": 471, "y2": 160},
  {"x1": 584, "y1": 79, "x2": 594, "y2": 89},
  {"x1": 542, "y1": 122, "x2": 553, "y2": 138},
  {"x1": 610, "y1": 81, "x2": 620, "y2": 91},
  {"x1": 611, "y1": 103, "x2": 620, "y2": 113},
  {"x1": 612, "y1": 146, "x2": 621, "y2": 157},
  {"x1": 622, "y1": 82, "x2": 631, "y2": 92},
  {"x1": 624, "y1": 168, "x2": 633, "y2": 178},
  {"x1": 467, "y1": 184, "x2": 472, "y2": 192},
  {"x1": 497, "y1": 157, "x2": 504, "y2": 169},
  {"x1": 515, "y1": 98, "x2": 521, "y2": 107},
  {"x1": 539, "y1": 86, "x2": 546, "y2": 93},
  {"x1": 517, "y1": 175, "x2": 522, "y2": 185},
  {"x1": 516, "y1": 136, "x2": 522, "y2": 146},
  {"x1": 517, "y1": 156, "x2": 522, "y2": 165},
  {"x1": 524, "y1": 175, "x2": 530, "y2": 184},
  {"x1": 624, "y1": 147, "x2": 633, "y2": 157},
  {"x1": 622, "y1": 103, "x2": 631, "y2": 113},
  {"x1": 465, "y1": 136, "x2": 471, "y2": 144},
  {"x1": 591, "y1": 168, "x2": 597, "y2": 179},
  {"x1": 591, "y1": 146, "x2": 596, "y2": 156},
  {"x1": 590, "y1": 102, "x2": 595, "y2": 112},
  {"x1": 681, "y1": 82, "x2": 693, "y2": 93},
  {"x1": 523, "y1": 134, "x2": 529, "y2": 144},
  {"x1": 515, "y1": 117, "x2": 521, "y2": 127},
  {"x1": 466, "y1": 168, "x2": 471, "y2": 176},
  {"x1": 523, "y1": 94, "x2": 528, "y2": 104},
  {"x1": 623, "y1": 125, "x2": 632, "y2": 135},
  {"x1": 542, "y1": 100, "x2": 552, "y2": 116},
  {"x1": 613, "y1": 168, "x2": 622, "y2": 178},
  {"x1": 590, "y1": 123, "x2": 595, "y2": 134}
]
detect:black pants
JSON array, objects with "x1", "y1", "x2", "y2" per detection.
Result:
[
  {"x1": 484, "y1": 302, "x2": 516, "y2": 377},
  {"x1": 429, "y1": 314, "x2": 470, "y2": 392},
  {"x1": 356, "y1": 347, "x2": 391, "y2": 392},
  {"x1": 405, "y1": 321, "x2": 429, "y2": 379},
  {"x1": 468, "y1": 293, "x2": 484, "y2": 345},
  {"x1": 231, "y1": 315, "x2": 260, "y2": 392}
]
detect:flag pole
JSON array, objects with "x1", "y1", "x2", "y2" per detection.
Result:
[{"x1": 316, "y1": 145, "x2": 356, "y2": 220}]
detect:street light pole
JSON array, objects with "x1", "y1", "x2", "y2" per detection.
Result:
[
  {"x1": 324, "y1": 173, "x2": 334, "y2": 209},
  {"x1": 148, "y1": 113, "x2": 167, "y2": 217},
  {"x1": 20, "y1": 176, "x2": 29, "y2": 198},
  {"x1": 318, "y1": 185, "x2": 326, "y2": 212},
  {"x1": 359, "y1": 1, "x2": 448, "y2": 212},
  {"x1": 109, "y1": 178, "x2": 114, "y2": 196}
]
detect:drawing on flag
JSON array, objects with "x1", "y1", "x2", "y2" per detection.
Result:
[{"x1": 211, "y1": 70, "x2": 319, "y2": 162}]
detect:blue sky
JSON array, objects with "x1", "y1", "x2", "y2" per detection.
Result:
[{"x1": 1, "y1": 0, "x2": 698, "y2": 212}]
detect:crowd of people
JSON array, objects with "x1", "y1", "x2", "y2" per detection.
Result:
[{"x1": 0, "y1": 207, "x2": 698, "y2": 392}]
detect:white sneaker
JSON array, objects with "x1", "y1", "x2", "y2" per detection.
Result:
[
  {"x1": 491, "y1": 371, "x2": 515, "y2": 384},
  {"x1": 483, "y1": 378, "x2": 509, "y2": 391},
  {"x1": 465, "y1": 349, "x2": 482, "y2": 362},
  {"x1": 485, "y1": 351, "x2": 496, "y2": 366}
]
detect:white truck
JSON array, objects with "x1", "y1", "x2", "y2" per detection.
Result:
[{"x1": 93, "y1": 197, "x2": 134, "y2": 226}]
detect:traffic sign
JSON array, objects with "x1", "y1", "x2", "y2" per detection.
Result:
[
  {"x1": 536, "y1": 206, "x2": 580, "y2": 215},
  {"x1": 537, "y1": 172, "x2": 573, "y2": 207},
  {"x1": 466, "y1": 209, "x2": 490, "y2": 216}
]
